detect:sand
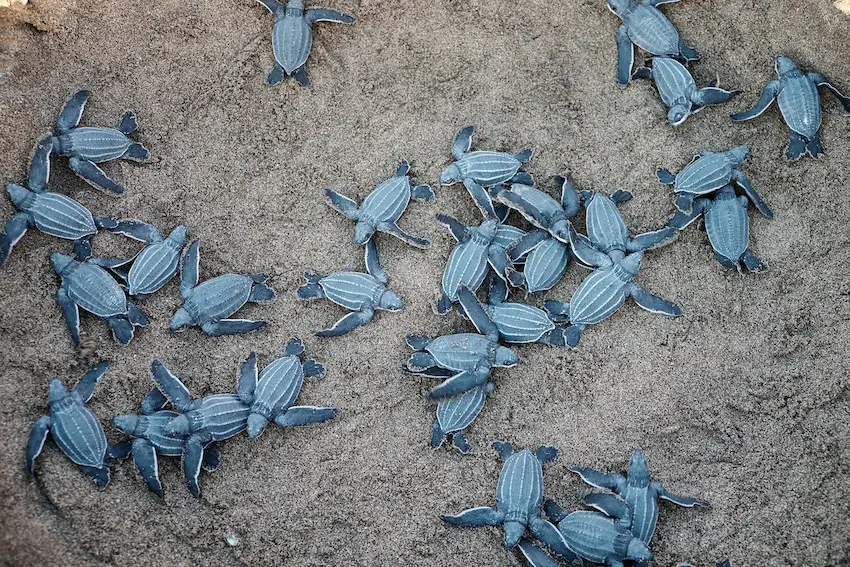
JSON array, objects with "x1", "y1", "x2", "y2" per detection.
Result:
[{"x1": 0, "y1": 1, "x2": 849, "y2": 566}]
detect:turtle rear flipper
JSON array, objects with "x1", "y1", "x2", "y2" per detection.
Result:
[
  {"x1": 117, "y1": 111, "x2": 138, "y2": 135},
  {"x1": 511, "y1": 171, "x2": 533, "y2": 186},
  {"x1": 68, "y1": 157, "x2": 125, "y2": 195},
  {"x1": 267, "y1": 63, "x2": 285, "y2": 86},
  {"x1": 248, "y1": 282, "x2": 276, "y2": 303},
  {"x1": 430, "y1": 420, "x2": 446, "y2": 448},
  {"x1": 405, "y1": 334, "x2": 432, "y2": 351},
  {"x1": 315, "y1": 307, "x2": 374, "y2": 337},
  {"x1": 132, "y1": 438, "x2": 164, "y2": 497},
  {"x1": 109, "y1": 316, "x2": 136, "y2": 345},
  {"x1": 57, "y1": 90, "x2": 91, "y2": 134},
  {"x1": 202, "y1": 445, "x2": 221, "y2": 472},
  {"x1": 26, "y1": 416, "x2": 51, "y2": 473},
  {"x1": 79, "y1": 464, "x2": 110, "y2": 487},
  {"x1": 0, "y1": 213, "x2": 33, "y2": 269},
  {"x1": 433, "y1": 293, "x2": 454, "y2": 315},
  {"x1": 678, "y1": 41, "x2": 700, "y2": 61},
  {"x1": 805, "y1": 132, "x2": 823, "y2": 159},
  {"x1": 202, "y1": 319, "x2": 267, "y2": 336},
  {"x1": 302, "y1": 359, "x2": 325, "y2": 378},
  {"x1": 564, "y1": 325, "x2": 583, "y2": 347},
  {"x1": 656, "y1": 168, "x2": 676, "y2": 185},
  {"x1": 411, "y1": 184, "x2": 435, "y2": 203},
  {"x1": 293, "y1": 66, "x2": 310, "y2": 87},
  {"x1": 516, "y1": 538, "x2": 561, "y2": 567},
  {"x1": 451, "y1": 432, "x2": 471, "y2": 453},
  {"x1": 123, "y1": 143, "x2": 149, "y2": 162},
  {"x1": 275, "y1": 406, "x2": 339, "y2": 427},
  {"x1": 786, "y1": 132, "x2": 807, "y2": 161},
  {"x1": 741, "y1": 250, "x2": 767, "y2": 273},
  {"x1": 297, "y1": 277, "x2": 326, "y2": 300},
  {"x1": 429, "y1": 370, "x2": 485, "y2": 400}
]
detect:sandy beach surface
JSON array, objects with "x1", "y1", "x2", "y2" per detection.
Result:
[{"x1": 0, "y1": 1, "x2": 849, "y2": 565}]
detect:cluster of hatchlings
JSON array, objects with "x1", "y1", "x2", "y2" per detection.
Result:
[{"x1": 4, "y1": 0, "x2": 848, "y2": 565}]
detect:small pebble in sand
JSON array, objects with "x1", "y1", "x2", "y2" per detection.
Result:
[
  {"x1": 226, "y1": 534, "x2": 239, "y2": 547},
  {"x1": 837, "y1": 1, "x2": 850, "y2": 15}
]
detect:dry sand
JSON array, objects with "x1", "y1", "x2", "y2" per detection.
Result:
[{"x1": 1, "y1": 1, "x2": 849, "y2": 566}]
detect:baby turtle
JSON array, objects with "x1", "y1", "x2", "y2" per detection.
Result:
[
  {"x1": 570, "y1": 448, "x2": 709, "y2": 548},
  {"x1": 732, "y1": 56, "x2": 850, "y2": 160},
  {"x1": 150, "y1": 361, "x2": 252, "y2": 497},
  {"x1": 254, "y1": 0, "x2": 354, "y2": 86},
  {"x1": 237, "y1": 340, "x2": 338, "y2": 439},
  {"x1": 52, "y1": 248, "x2": 150, "y2": 345},
  {"x1": 543, "y1": 192, "x2": 679, "y2": 347},
  {"x1": 517, "y1": 494, "x2": 653, "y2": 567},
  {"x1": 170, "y1": 240, "x2": 277, "y2": 336},
  {"x1": 27, "y1": 361, "x2": 131, "y2": 487},
  {"x1": 430, "y1": 381, "x2": 494, "y2": 453},
  {"x1": 442, "y1": 441, "x2": 570, "y2": 553},
  {"x1": 110, "y1": 220, "x2": 188, "y2": 297},
  {"x1": 506, "y1": 232, "x2": 570, "y2": 294},
  {"x1": 297, "y1": 239, "x2": 404, "y2": 337},
  {"x1": 1, "y1": 140, "x2": 116, "y2": 269},
  {"x1": 325, "y1": 160, "x2": 433, "y2": 273},
  {"x1": 45, "y1": 90, "x2": 149, "y2": 195},
  {"x1": 496, "y1": 176, "x2": 583, "y2": 245},
  {"x1": 112, "y1": 388, "x2": 222, "y2": 497},
  {"x1": 607, "y1": 0, "x2": 699, "y2": 86},
  {"x1": 665, "y1": 185, "x2": 768, "y2": 273},
  {"x1": 632, "y1": 57, "x2": 739, "y2": 126},
  {"x1": 656, "y1": 145, "x2": 772, "y2": 217}
]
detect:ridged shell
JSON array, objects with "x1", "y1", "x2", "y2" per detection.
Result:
[
  {"x1": 456, "y1": 151, "x2": 521, "y2": 187},
  {"x1": 144, "y1": 410, "x2": 186, "y2": 456},
  {"x1": 360, "y1": 175, "x2": 410, "y2": 224},
  {"x1": 318, "y1": 272, "x2": 384, "y2": 310},
  {"x1": 436, "y1": 385, "x2": 487, "y2": 433},
  {"x1": 651, "y1": 57, "x2": 695, "y2": 107},
  {"x1": 777, "y1": 75, "x2": 822, "y2": 137},
  {"x1": 496, "y1": 449, "x2": 543, "y2": 518},
  {"x1": 492, "y1": 225, "x2": 527, "y2": 250},
  {"x1": 253, "y1": 356, "x2": 304, "y2": 415},
  {"x1": 184, "y1": 274, "x2": 254, "y2": 323},
  {"x1": 50, "y1": 395, "x2": 107, "y2": 467},
  {"x1": 272, "y1": 13, "x2": 312, "y2": 73},
  {"x1": 569, "y1": 266, "x2": 630, "y2": 325},
  {"x1": 674, "y1": 153, "x2": 733, "y2": 196},
  {"x1": 585, "y1": 194, "x2": 628, "y2": 254},
  {"x1": 193, "y1": 395, "x2": 250, "y2": 441},
  {"x1": 490, "y1": 302, "x2": 554, "y2": 343},
  {"x1": 62, "y1": 127, "x2": 132, "y2": 161},
  {"x1": 441, "y1": 237, "x2": 490, "y2": 301},
  {"x1": 66, "y1": 262, "x2": 128, "y2": 317},
  {"x1": 29, "y1": 192, "x2": 96, "y2": 240},
  {"x1": 523, "y1": 238, "x2": 569, "y2": 293},
  {"x1": 625, "y1": 5, "x2": 679, "y2": 55},
  {"x1": 128, "y1": 242, "x2": 181, "y2": 296},
  {"x1": 619, "y1": 484, "x2": 659, "y2": 543},
  {"x1": 704, "y1": 194, "x2": 748, "y2": 261},
  {"x1": 425, "y1": 333, "x2": 493, "y2": 371},
  {"x1": 558, "y1": 512, "x2": 633, "y2": 563}
]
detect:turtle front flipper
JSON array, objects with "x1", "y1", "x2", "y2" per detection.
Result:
[
  {"x1": 183, "y1": 437, "x2": 205, "y2": 497},
  {"x1": 57, "y1": 90, "x2": 91, "y2": 134},
  {"x1": 583, "y1": 493, "x2": 633, "y2": 527},
  {"x1": 615, "y1": 25, "x2": 635, "y2": 86},
  {"x1": 441, "y1": 506, "x2": 503, "y2": 526},
  {"x1": 131, "y1": 438, "x2": 164, "y2": 497},
  {"x1": 451, "y1": 126, "x2": 474, "y2": 160},
  {"x1": 730, "y1": 80, "x2": 781, "y2": 121},
  {"x1": 628, "y1": 226, "x2": 678, "y2": 252},
  {"x1": 68, "y1": 157, "x2": 126, "y2": 195},
  {"x1": 516, "y1": 538, "x2": 561, "y2": 567},
  {"x1": 202, "y1": 318, "x2": 268, "y2": 336},
  {"x1": 28, "y1": 139, "x2": 52, "y2": 191},
  {"x1": 556, "y1": 175, "x2": 581, "y2": 217},
  {"x1": 678, "y1": 41, "x2": 700, "y2": 61},
  {"x1": 0, "y1": 213, "x2": 33, "y2": 269},
  {"x1": 254, "y1": 0, "x2": 282, "y2": 14},
  {"x1": 691, "y1": 86, "x2": 739, "y2": 106},
  {"x1": 324, "y1": 188, "x2": 361, "y2": 220},
  {"x1": 377, "y1": 221, "x2": 430, "y2": 249},
  {"x1": 56, "y1": 286, "x2": 81, "y2": 345},
  {"x1": 456, "y1": 286, "x2": 498, "y2": 338},
  {"x1": 730, "y1": 170, "x2": 772, "y2": 217},
  {"x1": 629, "y1": 283, "x2": 681, "y2": 316},
  {"x1": 74, "y1": 360, "x2": 110, "y2": 403},
  {"x1": 305, "y1": 8, "x2": 355, "y2": 24},
  {"x1": 429, "y1": 368, "x2": 487, "y2": 400},
  {"x1": 652, "y1": 481, "x2": 710, "y2": 508},
  {"x1": 274, "y1": 405, "x2": 339, "y2": 427},
  {"x1": 527, "y1": 516, "x2": 575, "y2": 561},
  {"x1": 26, "y1": 416, "x2": 52, "y2": 473},
  {"x1": 150, "y1": 360, "x2": 193, "y2": 411},
  {"x1": 435, "y1": 213, "x2": 468, "y2": 243},
  {"x1": 568, "y1": 465, "x2": 626, "y2": 491},
  {"x1": 237, "y1": 352, "x2": 258, "y2": 405},
  {"x1": 808, "y1": 72, "x2": 850, "y2": 113},
  {"x1": 364, "y1": 239, "x2": 388, "y2": 285},
  {"x1": 110, "y1": 219, "x2": 163, "y2": 243},
  {"x1": 568, "y1": 226, "x2": 611, "y2": 269},
  {"x1": 315, "y1": 306, "x2": 374, "y2": 337},
  {"x1": 665, "y1": 198, "x2": 707, "y2": 230},
  {"x1": 507, "y1": 230, "x2": 547, "y2": 262},
  {"x1": 463, "y1": 178, "x2": 498, "y2": 221},
  {"x1": 180, "y1": 240, "x2": 200, "y2": 298}
]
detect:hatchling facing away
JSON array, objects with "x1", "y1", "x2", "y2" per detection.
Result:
[
  {"x1": 1, "y1": 139, "x2": 116, "y2": 269},
  {"x1": 170, "y1": 240, "x2": 277, "y2": 336},
  {"x1": 254, "y1": 0, "x2": 355, "y2": 86},
  {"x1": 27, "y1": 361, "x2": 131, "y2": 487},
  {"x1": 731, "y1": 56, "x2": 850, "y2": 160},
  {"x1": 430, "y1": 381, "x2": 494, "y2": 453},
  {"x1": 110, "y1": 220, "x2": 188, "y2": 297},
  {"x1": 45, "y1": 90, "x2": 150, "y2": 195}
]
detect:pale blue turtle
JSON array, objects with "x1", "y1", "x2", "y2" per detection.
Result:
[
  {"x1": 237, "y1": 340, "x2": 338, "y2": 439},
  {"x1": 607, "y1": 0, "x2": 699, "y2": 86},
  {"x1": 442, "y1": 441, "x2": 571, "y2": 553},
  {"x1": 112, "y1": 388, "x2": 222, "y2": 497},
  {"x1": 26, "y1": 361, "x2": 131, "y2": 487},
  {"x1": 45, "y1": 90, "x2": 150, "y2": 195},
  {"x1": 110, "y1": 220, "x2": 188, "y2": 297},
  {"x1": 254, "y1": 0, "x2": 354, "y2": 86},
  {"x1": 731, "y1": 56, "x2": 850, "y2": 160},
  {"x1": 170, "y1": 240, "x2": 277, "y2": 336},
  {"x1": 570, "y1": 449, "x2": 709, "y2": 552},
  {"x1": 0, "y1": 140, "x2": 117, "y2": 269},
  {"x1": 632, "y1": 56, "x2": 738, "y2": 125},
  {"x1": 297, "y1": 239, "x2": 404, "y2": 336},
  {"x1": 151, "y1": 361, "x2": 252, "y2": 497}
]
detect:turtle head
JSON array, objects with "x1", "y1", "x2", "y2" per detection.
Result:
[
  {"x1": 494, "y1": 346, "x2": 520, "y2": 368},
  {"x1": 48, "y1": 378, "x2": 69, "y2": 404},
  {"x1": 167, "y1": 225, "x2": 188, "y2": 246},
  {"x1": 379, "y1": 289, "x2": 404, "y2": 311},
  {"x1": 6, "y1": 183, "x2": 33, "y2": 209},
  {"x1": 503, "y1": 521, "x2": 525, "y2": 549},
  {"x1": 50, "y1": 253, "x2": 74, "y2": 276},
  {"x1": 479, "y1": 219, "x2": 498, "y2": 240},
  {"x1": 169, "y1": 308, "x2": 194, "y2": 332},
  {"x1": 626, "y1": 538, "x2": 654, "y2": 562},
  {"x1": 112, "y1": 414, "x2": 143, "y2": 436},
  {"x1": 354, "y1": 221, "x2": 376, "y2": 245},
  {"x1": 775, "y1": 56, "x2": 798, "y2": 77},
  {"x1": 246, "y1": 413, "x2": 270, "y2": 439},
  {"x1": 728, "y1": 145, "x2": 750, "y2": 164},
  {"x1": 628, "y1": 448, "x2": 651, "y2": 486},
  {"x1": 164, "y1": 413, "x2": 191, "y2": 437},
  {"x1": 667, "y1": 103, "x2": 691, "y2": 127},
  {"x1": 619, "y1": 251, "x2": 643, "y2": 276},
  {"x1": 550, "y1": 219, "x2": 571, "y2": 242},
  {"x1": 438, "y1": 164, "x2": 462, "y2": 186},
  {"x1": 606, "y1": 0, "x2": 631, "y2": 17}
]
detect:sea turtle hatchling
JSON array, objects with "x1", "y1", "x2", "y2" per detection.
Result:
[
  {"x1": 150, "y1": 360, "x2": 252, "y2": 497},
  {"x1": 632, "y1": 56, "x2": 739, "y2": 126},
  {"x1": 52, "y1": 248, "x2": 150, "y2": 345},
  {"x1": 254, "y1": 0, "x2": 354, "y2": 86},
  {"x1": 170, "y1": 240, "x2": 277, "y2": 336},
  {"x1": 237, "y1": 339, "x2": 339, "y2": 439},
  {"x1": 656, "y1": 145, "x2": 772, "y2": 217},
  {"x1": 45, "y1": 90, "x2": 150, "y2": 195},
  {"x1": 110, "y1": 220, "x2": 188, "y2": 297},
  {"x1": 0, "y1": 139, "x2": 116, "y2": 269},
  {"x1": 543, "y1": 191, "x2": 680, "y2": 347},
  {"x1": 517, "y1": 494, "x2": 654, "y2": 567},
  {"x1": 430, "y1": 381, "x2": 494, "y2": 453},
  {"x1": 442, "y1": 441, "x2": 571, "y2": 554},
  {"x1": 112, "y1": 388, "x2": 222, "y2": 497},
  {"x1": 607, "y1": 0, "x2": 699, "y2": 86},
  {"x1": 731, "y1": 56, "x2": 850, "y2": 160},
  {"x1": 570, "y1": 448, "x2": 709, "y2": 549},
  {"x1": 26, "y1": 361, "x2": 131, "y2": 487},
  {"x1": 297, "y1": 239, "x2": 404, "y2": 337},
  {"x1": 496, "y1": 176, "x2": 586, "y2": 245}
]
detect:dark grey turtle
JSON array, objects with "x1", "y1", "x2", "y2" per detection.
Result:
[
  {"x1": 0, "y1": 140, "x2": 117, "y2": 269},
  {"x1": 570, "y1": 448, "x2": 709, "y2": 550},
  {"x1": 506, "y1": 231, "x2": 569, "y2": 295},
  {"x1": 430, "y1": 381, "x2": 494, "y2": 453},
  {"x1": 731, "y1": 56, "x2": 850, "y2": 160},
  {"x1": 442, "y1": 442, "x2": 571, "y2": 554},
  {"x1": 254, "y1": 0, "x2": 354, "y2": 86},
  {"x1": 325, "y1": 160, "x2": 433, "y2": 274},
  {"x1": 150, "y1": 360, "x2": 251, "y2": 497},
  {"x1": 237, "y1": 339, "x2": 338, "y2": 439},
  {"x1": 27, "y1": 361, "x2": 131, "y2": 487},
  {"x1": 297, "y1": 240, "x2": 404, "y2": 337},
  {"x1": 656, "y1": 145, "x2": 772, "y2": 217},
  {"x1": 517, "y1": 494, "x2": 653, "y2": 567},
  {"x1": 544, "y1": 191, "x2": 680, "y2": 347},
  {"x1": 52, "y1": 248, "x2": 150, "y2": 345},
  {"x1": 607, "y1": 0, "x2": 699, "y2": 86},
  {"x1": 665, "y1": 184, "x2": 767, "y2": 273},
  {"x1": 170, "y1": 240, "x2": 277, "y2": 336},
  {"x1": 112, "y1": 388, "x2": 222, "y2": 497},
  {"x1": 46, "y1": 90, "x2": 150, "y2": 195},
  {"x1": 632, "y1": 56, "x2": 738, "y2": 125},
  {"x1": 110, "y1": 220, "x2": 188, "y2": 297}
]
